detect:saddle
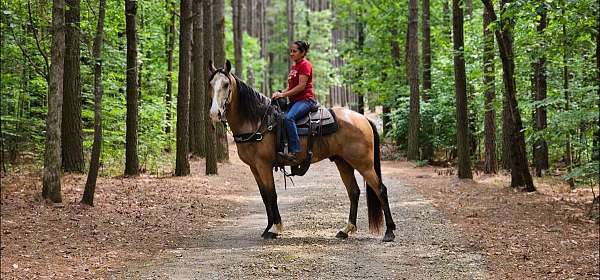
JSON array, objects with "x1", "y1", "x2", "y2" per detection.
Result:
[{"x1": 273, "y1": 99, "x2": 339, "y2": 176}]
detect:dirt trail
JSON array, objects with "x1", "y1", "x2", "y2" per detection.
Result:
[{"x1": 113, "y1": 159, "x2": 487, "y2": 279}]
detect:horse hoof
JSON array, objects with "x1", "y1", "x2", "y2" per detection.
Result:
[
  {"x1": 336, "y1": 231, "x2": 348, "y2": 239},
  {"x1": 262, "y1": 232, "x2": 278, "y2": 240},
  {"x1": 382, "y1": 231, "x2": 395, "y2": 242}
]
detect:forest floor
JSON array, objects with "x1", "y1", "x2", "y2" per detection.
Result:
[{"x1": 1, "y1": 138, "x2": 598, "y2": 279}]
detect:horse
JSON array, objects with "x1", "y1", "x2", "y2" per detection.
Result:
[{"x1": 207, "y1": 60, "x2": 396, "y2": 242}]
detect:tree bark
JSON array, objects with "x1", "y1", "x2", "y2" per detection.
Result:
[
  {"x1": 287, "y1": 0, "x2": 294, "y2": 71},
  {"x1": 175, "y1": 0, "x2": 192, "y2": 176},
  {"x1": 453, "y1": 0, "x2": 472, "y2": 179},
  {"x1": 61, "y1": 0, "x2": 84, "y2": 172},
  {"x1": 483, "y1": 5, "x2": 497, "y2": 174},
  {"x1": 407, "y1": 0, "x2": 420, "y2": 160},
  {"x1": 42, "y1": 0, "x2": 65, "y2": 203},
  {"x1": 465, "y1": 0, "x2": 473, "y2": 18},
  {"x1": 213, "y1": 0, "x2": 229, "y2": 162},
  {"x1": 421, "y1": 0, "x2": 431, "y2": 98},
  {"x1": 562, "y1": 21, "x2": 574, "y2": 188},
  {"x1": 482, "y1": 0, "x2": 535, "y2": 191},
  {"x1": 532, "y1": 4, "x2": 549, "y2": 177},
  {"x1": 81, "y1": 0, "x2": 106, "y2": 206},
  {"x1": 204, "y1": 0, "x2": 218, "y2": 174},
  {"x1": 232, "y1": 0, "x2": 243, "y2": 78},
  {"x1": 191, "y1": 0, "x2": 206, "y2": 157},
  {"x1": 594, "y1": 11, "x2": 600, "y2": 162},
  {"x1": 165, "y1": 0, "x2": 175, "y2": 135},
  {"x1": 246, "y1": 0, "x2": 254, "y2": 36},
  {"x1": 125, "y1": 0, "x2": 139, "y2": 176},
  {"x1": 443, "y1": 0, "x2": 451, "y2": 39}
]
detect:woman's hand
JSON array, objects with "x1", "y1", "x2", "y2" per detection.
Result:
[{"x1": 271, "y1": 91, "x2": 284, "y2": 99}]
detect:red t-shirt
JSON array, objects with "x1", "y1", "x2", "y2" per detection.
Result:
[{"x1": 287, "y1": 58, "x2": 314, "y2": 103}]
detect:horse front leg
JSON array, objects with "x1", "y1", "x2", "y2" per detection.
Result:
[
  {"x1": 250, "y1": 165, "x2": 282, "y2": 239},
  {"x1": 334, "y1": 159, "x2": 360, "y2": 239}
]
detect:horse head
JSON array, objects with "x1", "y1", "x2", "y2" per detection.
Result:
[{"x1": 208, "y1": 59, "x2": 233, "y2": 122}]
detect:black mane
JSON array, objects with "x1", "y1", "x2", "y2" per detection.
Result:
[{"x1": 233, "y1": 75, "x2": 271, "y2": 123}]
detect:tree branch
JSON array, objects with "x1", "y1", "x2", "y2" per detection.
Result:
[
  {"x1": 11, "y1": 26, "x2": 48, "y2": 81},
  {"x1": 27, "y1": 0, "x2": 49, "y2": 74}
]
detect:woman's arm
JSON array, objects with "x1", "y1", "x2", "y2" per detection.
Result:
[{"x1": 272, "y1": 75, "x2": 308, "y2": 99}]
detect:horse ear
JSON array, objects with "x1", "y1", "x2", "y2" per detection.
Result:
[
  {"x1": 225, "y1": 59, "x2": 232, "y2": 73},
  {"x1": 208, "y1": 60, "x2": 216, "y2": 74}
]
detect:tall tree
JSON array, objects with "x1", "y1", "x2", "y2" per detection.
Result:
[
  {"x1": 532, "y1": 3, "x2": 549, "y2": 177},
  {"x1": 190, "y1": 0, "x2": 206, "y2": 157},
  {"x1": 125, "y1": 0, "x2": 139, "y2": 176},
  {"x1": 482, "y1": 0, "x2": 535, "y2": 191},
  {"x1": 483, "y1": 5, "x2": 497, "y2": 174},
  {"x1": 287, "y1": 0, "x2": 294, "y2": 71},
  {"x1": 42, "y1": 0, "x2": 65, "y2": 203},
  {"x1": 175, "y1": 0, "x2": 192, "y2": 176},
  {"x1": 594, "y1": 7, "x2": 600, "y2": 162},
  {"x1": 421, "y1": 0, "x2": 431, "y2": 97},
  {"x1": 453, "y1": 0, "x2": 472, "y2": 178},
  {"x1": 232, "y1": 0, "x2": 243, "y2": 78},
  {"x1": 562, "y1": 13, "x2": 574, "y2": 188},
  {"x1": 204, "y1": 0, "x2": 218, "y2": 175},
  {"x1": 81, "y1": 0, "x2": 107, "y2": 206},
  {"x1": 213, "y1": 0, "x2": 229, "y2": 162},
  {"x1": 407, "y1": 0, "x2": 420, "y2": 160},
  {"x1": 164, "y1": 0, "x2": 176, "y2": 135},
  {"x1": 61, "y1": 0, "x2": 84, "y2": 172}
]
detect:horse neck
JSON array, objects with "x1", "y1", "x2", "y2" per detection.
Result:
[{"x1": 224, "y1": 79, "x2": 260, "y2": 134}]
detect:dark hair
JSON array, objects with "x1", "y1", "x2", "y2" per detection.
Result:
[{"x1": 294, "y1": 40, "x2": 310, "y2": 53}]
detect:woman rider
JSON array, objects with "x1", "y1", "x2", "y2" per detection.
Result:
[{"x1": 271, "y1": 40, "x2": 316, "y2": 162}]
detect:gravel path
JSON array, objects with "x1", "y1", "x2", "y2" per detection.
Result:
[{"x1": 113, "y1": 160, "x2": 487, "y2": 279}]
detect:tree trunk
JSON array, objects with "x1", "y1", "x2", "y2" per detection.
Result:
[
  {"x1": 465, "y1": 0, "x2": 473, "y2": 18},
  {"x1": 482, "y1": 0, "x2": 535, "y2": 191},
  {"x1": 61, "y1": 0, "x2": 83, "y2": 172},
  {"x1": 125, "y1": 0, "x2": 139, "y2": 176},
  {"x1": 453, "y1": 0, "x2": 472, "y2": 179},
  {"x1": 483, "y1": 6, "x2": 497, "y2": 174},
  {"x1": 594, "y1": 12, "x2": 600, "y2": 162},
  {"x1": 213, "y1": 0, "x2": 229, "y2": 162},
  {"x1": 563, "y1": 21, "x2": 574, "y2": 188},
  {"x1": 204, "y1": 0, "x2": 218, "y2": 175},
  {"x1": 191, "y1": 0, "x2": 206, "y2": 157},
  {"x1": 260, "y1": 0, "x2": 269, "y2": 94},
  {"x1": 246, "y1": 0, "x2": 254, "y2": 36},
  {"x1": 407, "y1": 0, "x2": 420, "y2": 161},
  {"x1": 165, "y1": 0, "x2": 175, "y2": 135},
  {"x1": 421, "y1": 0, "x2": 431, "y2": 98},
  {"x1": 42, "y1": 0, "x2": 65, "y2": 203},
  {"x1": 81, "y1": 0, "x2": 106, "y2": 206},
  {"x1": 443, "y1": 0, "x2": 451, "y2": 39},
  {"x1": 532, "y1": 5, "x2": 549, "y2": 177},
  {"x1": 501, "y1": 92, "x2": 512, "y2": 169},
  {"x1": 175, "y1": 0, "x2": 192, "y2": 176},
  {"x1": 287, "y1": 0, "x2": 294, "y2": 71},
  {"x1": 233, "y1": 0, "x2": 243, "y2": 78}
]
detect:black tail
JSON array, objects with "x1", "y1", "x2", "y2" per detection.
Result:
[{"x1": 367, "y1": 120, "x2": 384, "y2": 234}]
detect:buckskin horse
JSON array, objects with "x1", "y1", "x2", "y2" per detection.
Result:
[{"x1": 207, "y1": 60, "x2": 396, "y2": 242}]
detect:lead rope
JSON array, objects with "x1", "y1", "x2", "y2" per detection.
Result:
[{"x1": 274, "y1": 166, "x2": 295, "y2": 190}]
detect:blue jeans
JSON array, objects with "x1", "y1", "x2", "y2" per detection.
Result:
[{"x1": 284, "y1": 99, "x2": 315, "y2": 153}]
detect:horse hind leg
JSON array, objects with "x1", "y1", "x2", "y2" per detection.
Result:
[
  {"x1": 360, "y1": 168, "x2": 396, "y2": 242},
  {"x1": 334, "y1": 159, "x2": 360, "y2": 239}
]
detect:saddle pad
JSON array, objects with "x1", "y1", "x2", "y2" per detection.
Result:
[{"x1": 296, "y1": 108, "x2": 338, "y2": 136}]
